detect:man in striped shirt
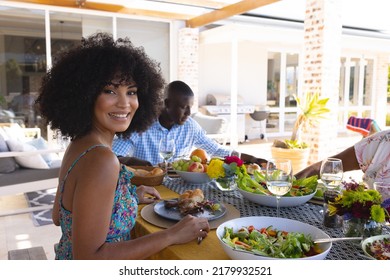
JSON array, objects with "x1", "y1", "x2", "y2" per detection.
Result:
[{"x1": 113, "y1": 80, "x2": 266, "y2": 167}]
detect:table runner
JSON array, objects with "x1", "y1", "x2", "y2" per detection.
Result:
[{"x1": 163, "y1": 177, "x2": 390, "y2": 260}]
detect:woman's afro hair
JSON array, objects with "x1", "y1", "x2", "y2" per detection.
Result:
[{"x1": 36, "y1": 32, "x2": 165, "y2": 140}]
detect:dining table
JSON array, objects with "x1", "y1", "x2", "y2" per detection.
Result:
[{"x1": 133, "y1": 177, "x2": 390, "y2": 260}]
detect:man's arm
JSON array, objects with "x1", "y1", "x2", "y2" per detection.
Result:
[
  {"x1": 118, "y1": 156, "x2": 152, "y2": 166},
  {"x1": 240, "y1": 153, "x2": 268, "y2": 168}
]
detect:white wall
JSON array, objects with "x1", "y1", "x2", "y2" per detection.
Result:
[{"x1": 198, "y1": 41, "x2": 267, "y2": 104}]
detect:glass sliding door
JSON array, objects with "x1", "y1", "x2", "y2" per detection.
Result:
[
  {"x1": 266, "y1": 51, "x2": 299, "y2": 136},
  {"x1": 338, "y1": 57, "x2": 374, "y2": 131},
  {"x1": 0, "y1": 6, "x2": 45, "y2": 128}
]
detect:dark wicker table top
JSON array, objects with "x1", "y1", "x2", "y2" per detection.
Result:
[{"x1": 163, "y1": 177, "x2": 389, "y2": 260}]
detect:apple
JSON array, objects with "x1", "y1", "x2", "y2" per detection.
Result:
[{"x1": 187, "y1": 162, "x2": 204, "y2": 173}]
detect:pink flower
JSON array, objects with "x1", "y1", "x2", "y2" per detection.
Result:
[{"x1": 224, "y1": 155, "x2": 243, "y2": 167}]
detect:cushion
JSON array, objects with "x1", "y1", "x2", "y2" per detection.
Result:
[
  {"x1": 6, "y1": 139, "x2": 49, "y2": 169},
  {"x1": 2, "y1": 123, "x2": 26, "y2": 142},
  {"x1": 27, "y1": 137, "x2": 60, "y2": 166},
  {"x1": 0, "y1": 127, "x2": 9, "y2": 141},
  {"x1": 0, "y1": 134, "x2": 17, "y2": 173}
]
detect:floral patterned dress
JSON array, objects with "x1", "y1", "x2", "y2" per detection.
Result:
[
  {"x1": 354, "y1": 130, "x2": 390, "y2": 188},
  {"x1": 55, "y1": 145, "x2": 138, "y2": 260}
]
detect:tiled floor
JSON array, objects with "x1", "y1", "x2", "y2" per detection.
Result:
[
  {"x1": 0, "y1": 133, "x2": 363, "y2": 260},
  {"x1": 0, "y1": 194, "x2": 60, "y2": 260}
]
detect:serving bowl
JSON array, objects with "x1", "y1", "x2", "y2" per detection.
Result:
[
  {"x1": 237, "y1": 187, "x2": 316, "y2": 207},
  {"x1": 216, "y1": 216, "x2": 332, "y2": 260},
  {"x1": 175, "y1": 170, "x2": 211, "y2": 184},
  {"x1": 361, "y1": 234, "x2": 390, "y2": 260}
]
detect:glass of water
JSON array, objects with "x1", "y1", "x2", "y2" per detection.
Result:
[{"x1": 159, "y1": 138, "x2": 175, "y2": 180}]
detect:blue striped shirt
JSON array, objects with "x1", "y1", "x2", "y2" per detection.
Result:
[{"x1": 112, "y1": 117, "x2": 232, "y2": 165}]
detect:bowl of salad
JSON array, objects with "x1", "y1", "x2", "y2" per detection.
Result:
[
  {"x1": 361, "y1": 234, "x2": 390, "y2": 260},
  {"x1": 216, "y1": 216, "x2": 332, "y2": 260},
  {"x1": 237, "y1": 175, "x2": 318, "y2": 207}
]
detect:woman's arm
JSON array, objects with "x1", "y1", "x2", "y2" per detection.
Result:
[
  {"x1": 295, "y1": 145, "x2": 360, "y2": 179},
  {"x1": 71, "y1": 149, "x2": 208, "y2": 260},
  {"x1": 52, "y1": 186, "x2": 61, "y2": 226}
]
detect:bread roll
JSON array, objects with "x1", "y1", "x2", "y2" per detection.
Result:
[
  {"x1": 151, "y1": 167, "x2": 164, "y2": 176},
  {"x1": 191, "y1": 188, "x2": 204, "y2": 203},
  {"x1": 179, "y1": 189, "x2": 204, "y2": 203},
  {"x1": 134, "y1": 169, "x2": 149, "y2": 176},
  {"x1": 125, "y1": 166, "x2": 137, "y2": 173}
]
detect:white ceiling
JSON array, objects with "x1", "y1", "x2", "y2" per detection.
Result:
[
  {"x1": 105, "y1": 0, "x2": 390, "y2": 34},
  {"x1": 2, "y1": 0, "x2": 390, "y2": 35},
  {"x1": 250, "y1": 0, "x2": 390, "y2": 33}
]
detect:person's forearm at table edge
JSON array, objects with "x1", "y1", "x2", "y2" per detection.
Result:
[
  {"x1": 294, "y1": 146, "x2": 360, "y2": 179},
  {"x1": 119, "y1": 154, "x2": 267, "y2": 168},
  {"x1": 240, "y1": 153, "x2": 268, "y2": 168},
  {"x1": 117, "y1": 156, "x2": 152, "y2": 166}
]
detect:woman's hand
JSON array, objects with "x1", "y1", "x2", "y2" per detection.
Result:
[
  {"x1": 136, "y1": 185, "x2": 161, "y2": 204},
  {"x1": 167, "y1": 215, "x2": 210, "y2": 245}
]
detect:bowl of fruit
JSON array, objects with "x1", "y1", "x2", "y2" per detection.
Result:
[{"x1": 171, "y1": 149, "x2": 212, "y2": 184}]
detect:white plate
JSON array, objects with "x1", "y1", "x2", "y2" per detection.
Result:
[
  {"x1": 237, "y1": 187, "x2": 316, "y2": 207},
  {"x1": 361, "y1": 234, "x2": 390, "y2": 260},
  {"x1": 175, "y1": 170, "x2": 211, "y2": 184},
  {"x1": 154, "y1": 199, "x2": 226, "y2": 221},
  {"x1": 216, "y1": 216, "x2": 332, "y2": 260}
]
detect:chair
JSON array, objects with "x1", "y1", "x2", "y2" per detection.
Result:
[{"x1": 191, "y1": 112, "x2": 228, "y2": 145}]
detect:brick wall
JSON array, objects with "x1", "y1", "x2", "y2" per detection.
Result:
[
  {"x1": 178, "y1": 28, "x2": 199, "y2": 111},
  {"x1": 373, "y1": 53, "x2": 389, "y2": 128},
  {"x1": 301, "y1": 0, "x2": 341, "y2": 164}
]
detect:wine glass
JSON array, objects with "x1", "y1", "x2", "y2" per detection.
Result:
[
  {"x1": 266, "y1": 158, "x2": 293, "y2": 217},
  {"x1": 320, "y1": 158, "x2": 343, "y2": 189},
  {"x1": 159, "y1": 138, "x2": 176, "y2": 180},
  {"x1": 320, "y1": 158, "x2": 344, "y2": 228}
]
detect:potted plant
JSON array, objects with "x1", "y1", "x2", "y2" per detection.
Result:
[{"x1": 271, "y1": 92, "x2": 330, "y2": 173}]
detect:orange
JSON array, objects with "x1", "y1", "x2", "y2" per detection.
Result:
[{"x1": 190, "y1": 148, "x2": 208, "y2": 164}]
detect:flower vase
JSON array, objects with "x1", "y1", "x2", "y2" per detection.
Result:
[
  {"x1": 342, "y1": 217, "x2": 382, "y2": 238},
  {"x1": 214, "y1": 176, "x2": 237, "y2": 192}
]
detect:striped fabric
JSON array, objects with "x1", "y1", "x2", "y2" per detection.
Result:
[{"x1": 346, "y1": 116, "x2": 373, "y2": 137}]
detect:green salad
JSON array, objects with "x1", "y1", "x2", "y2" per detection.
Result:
[
  {"x1": 238, "y1": 171, "x2": 318, "y2": 197},
  {"x1": 222, "y1": 225, "x2": 322, "y2": 258}
]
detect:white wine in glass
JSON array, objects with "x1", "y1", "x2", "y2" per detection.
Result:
[
  {"x1": 266, "y1": 158, "x2": 292, "y2": 218},
  {"x1": 320, "y1": 157, "x2": 343, "y2": 190},
  {"x1": 320, "y1": 157, "x2": 343, "y2": 228}
]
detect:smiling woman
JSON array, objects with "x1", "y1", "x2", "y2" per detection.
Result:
[{"x1": 34, "y1": 32, "x2": 211, "y2": 260}]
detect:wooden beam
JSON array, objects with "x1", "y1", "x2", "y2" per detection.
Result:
[
  {"x1": 7, "y1": 0, "x2": 193, "y2": 20},
  {"x1": 153, "y1": 0, "x2": 228, "y2": 9},
  {"x1": 119, "y1": 8, "x2": 192, "y2": 20},
  {"x1": 8, "y1": 0, "x2": 125, "y2": 11},
  {"x1": 186, "y1": 0, "x2": 281, "y2": 28}
]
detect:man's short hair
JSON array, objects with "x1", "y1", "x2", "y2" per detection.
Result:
[{"x1": 165, "y1": 80, "x2": 194, "y2": 98}]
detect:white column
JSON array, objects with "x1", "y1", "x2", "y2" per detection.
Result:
[{"x1": 301, "y1": 0, "x2": 342, "y2": 164}]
